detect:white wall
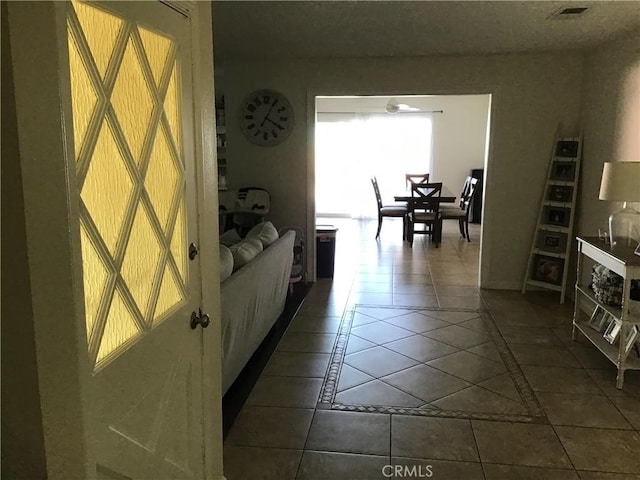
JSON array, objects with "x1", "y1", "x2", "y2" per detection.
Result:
[
  {"x1": 315, "y1": 94, "x2": 490, "y2": 200},
  {"x1": 577, "y1": 30, "x2": 640, "y2": 239},
  {"x1": 430, "y1": 95, "x2": 490, "y2": 196},
  {"x1": 216, "y1": 53, "x2": 584, "y2": 288}
]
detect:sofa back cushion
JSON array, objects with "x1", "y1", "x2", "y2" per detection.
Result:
[
  {"x1": 228, "y1": 237, "x2": 263, "y2": 270},
  {"x1": 219, "y1": 244, "x2": 234, "y2": 282},
  {"x1": 220, "y1": 228, "x2": 242, "y2": 247},
  {"x1": 246, "y1": 221, "x2": 279, "y2": 248}
]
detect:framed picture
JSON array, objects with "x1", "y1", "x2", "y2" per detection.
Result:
[
  {"x1": 536, "y1": 230, "x2": 568, "y2": 254},
  {"x1": 603, "y1": 318, "x2": 621, "y2": 344},
  {"x1": 624, "y1": 325, "x2": 639, "y2": 353},
  {"x1": 543, "y1": 206, "x2": 571, "y2": 228},
  {"x1": 634, "y1": 243, "x2": 640, "y2": 257},
  {"x1": 588, "y1": 306, "x2": 609, "y2": 333},
  {"x1": 555, "y1": 140, "x2": 579, "y2": 158},
  {"x1": 547, "y1": 185, "x2": 573, "y2": 203},
  {"x1": 531, "y1": 254, "x2": 565, "y2": 285},
  {"x1": 550, "y1": 161, "x2": 577, "y2": 181}
]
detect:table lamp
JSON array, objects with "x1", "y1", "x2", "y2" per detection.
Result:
[{"x1": 598, "y1": 161, "x2": 640, "y2": 249}]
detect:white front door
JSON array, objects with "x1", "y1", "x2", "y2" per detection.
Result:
[{"x1": 65, "y1": 2, "x2": 209, "y2": 478}]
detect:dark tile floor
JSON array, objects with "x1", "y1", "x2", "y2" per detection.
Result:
[{"x1": 224, "y1": 218, "x2": 640, "y2": 480}]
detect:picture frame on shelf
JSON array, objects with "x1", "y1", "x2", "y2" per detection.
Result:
[
  {"x1": 588, "y1": 306, "x2": 609, "y2": 333},
  {"x1": 542, "y1": 206, "x2": 571, "y2": 228},
  {"x1": 547, "y1": 185, "x2": 573, "y2": 203},
  {"x1": 535, "y1": 230, "x2": 568, "y2": 254},
  {"x1": 555, "y1": 140, "x2": 579, "y2": 158},
  {"x1": 603, "y1": 317, "x2": 621, "y2": 344},
  {"x1": 624, "y1": 325, "x2": 639, "y2": 354},
  {"x1": 531, "y1": 254, "x2": 565, "y2": 285},
  {"x1": 550, "y1": 161, "x2": 577, "y2": 181}
]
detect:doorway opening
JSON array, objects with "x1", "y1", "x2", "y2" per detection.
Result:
[{"x1": 314, "y1": 94, "x2": 492, "y2": 287}]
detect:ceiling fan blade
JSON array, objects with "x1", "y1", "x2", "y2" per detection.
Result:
[{"x1": 397, "y1": 103, "x2": 420, "y2": 111}]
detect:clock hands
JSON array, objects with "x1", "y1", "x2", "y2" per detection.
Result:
[
  {"x1": 260, "y1": 99, "x2": 278, "y2": 127},
  {"x1": 265, "y1": 116, "x2": 285, "y2": 130}
]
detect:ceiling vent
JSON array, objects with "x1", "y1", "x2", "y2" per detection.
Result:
[{"x1": 548, "y1": 6, "x2": 589, "y2": 20}]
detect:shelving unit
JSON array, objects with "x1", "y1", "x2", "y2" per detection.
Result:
[
  {"x1": 522, "y1": 134, "x2": 582, "y2": 303},
  {"x1": 216, "y1": 97, "x2": 227, "y2": 190},
  {"x1": 573, "y1": 236, "x2": 640, "y2": 389}
]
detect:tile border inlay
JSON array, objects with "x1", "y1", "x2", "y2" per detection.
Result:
[{"x1": 318, "y1": 304, "x2": 548, "y2": 424}]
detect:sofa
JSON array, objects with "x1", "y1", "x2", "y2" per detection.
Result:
[{"x1": 219, "y1": 224, "x2": 295, "y2": 394}]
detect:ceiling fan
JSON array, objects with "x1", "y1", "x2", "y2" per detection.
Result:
[{"x1": 385, "y1": 98, "x2": 420, "y2": 114}]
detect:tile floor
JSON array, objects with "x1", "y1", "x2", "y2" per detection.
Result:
[
  {"x1": 224, "y1": 218, "x2": 640, "y2": 480},
  {"x1": 319, "y1": 305, "x2": 542, "y2": 422}
]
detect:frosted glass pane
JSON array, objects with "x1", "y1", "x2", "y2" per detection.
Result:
[
  {"x1": 170, "y1": 198, "x2": 187, "y2": 283},
  {"x1": 138, "y1": 26, "x2": 172, "y2": 88},
  {"x1": 145, "y1": 128, "x2": 180, "y2": 231},
  {"x1": 97, "y1": 288, "x2": 140, "y2": 364},
  {"x1": 71, "y1": 0, "x2": 122, "y2": 79},
  {"x1": 121, "y1": 202, "x2": 162, "y2": 318},
  {"x1": 80, "y1": 225, "x2": 109, "y2": 341},
  {"x1": 111, "y1": 38, "x2": 154, "y2": 165},
  {"x1": 67, "y1": 29, "x2": 98, "y2": 161},
  {"x1": 81, "y1": 120, "x2": 133, "y2": 254},
  {"x1": 164, "y1": 62, "x2": 182, "y2": 157},
  {"x1": 153, "y1": 264, "x2": 184, "y2": 325}
]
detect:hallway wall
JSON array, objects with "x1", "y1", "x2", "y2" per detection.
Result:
[{"x1": 216, "y1": 52, "x2": 583, "y2": 288}]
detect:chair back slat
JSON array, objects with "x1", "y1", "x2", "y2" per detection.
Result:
[
  {"x1": 405, "y1": 173, "x2": 430, "y2": 189},
  {"x1": 457, "y1": 176, "x2": 472, "y2": 208},
  {"x1": 461, "y1": 178, "x2": 479, "y2": 212},
  {"x1": 408, "y1": 182, "x2": 442, "y2": 214},
  {"x1": 407, "y1": 182, "x2": 442, "y2": 247},
  {"x1": 410, "y1": 182, "x2": 442, "y2": 199},
  {"x1": 371, "y1": 176, "x2": 383, "y2": 209}
]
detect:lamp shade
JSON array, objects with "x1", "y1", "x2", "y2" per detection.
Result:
[{"x1": 598, "y1": 162, "x2": 640, "y2": 202}]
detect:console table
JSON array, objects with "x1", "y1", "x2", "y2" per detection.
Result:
[{"x1": 572, "y1": 236, "x2": 640, "y2": 389}]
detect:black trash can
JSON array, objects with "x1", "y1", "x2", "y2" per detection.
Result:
[{"x1": 316, "y1": 225, "x2": 338, "y2": 278}]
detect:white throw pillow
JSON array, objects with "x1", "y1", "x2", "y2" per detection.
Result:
[
  {"x1": 219, "y1": 244, "x2": 233, "y2": 282},
  {"x1": 219, "y1": 228, "x2": 242, "y2": 247},
  {"x1": 246, "y1": 221, "x2": 279, "y2": 248},
  {"x1": 228, "y1": 237, "x2": 263, "y2": 270}
]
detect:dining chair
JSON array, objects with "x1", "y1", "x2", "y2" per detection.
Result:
[
  {"x1": 371, "y1": 176, "x2": 408, "y2": 239},
  {"x1": 405, "y1": 173, "x2": 430, "y2": 190},
  {"x1": 440, "y1": 177, "x2": 479, "y2": 242},
  {"x1": 406, "y1": 182, "x2": 442, "y2": 247}
]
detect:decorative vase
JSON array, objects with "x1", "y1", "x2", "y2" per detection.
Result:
[{"x1": 609, "y1": 202, "x2": 640, "y2": 249}]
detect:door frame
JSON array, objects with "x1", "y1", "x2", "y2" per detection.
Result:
[{"x1": 6, "y1": 2, "x2": 223, "y2": 478}]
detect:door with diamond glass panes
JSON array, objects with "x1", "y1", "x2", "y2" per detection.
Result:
[{"x1": 66, "y1": 1, "x2": 209, "y2": 478}]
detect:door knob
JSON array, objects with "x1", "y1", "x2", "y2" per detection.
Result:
[{"x1": 190, "y1": 309, "x2": 210, "y2": 329}]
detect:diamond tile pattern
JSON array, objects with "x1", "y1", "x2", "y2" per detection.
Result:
[
  {"x1": 350, "y1": 321, "x2": 413, "y2": 344},
  {"x1": 327, "y1": 305, "x2": 532, "y2": 418},
  {"x1": 344, "y1": 346, "x2": 419, "y2": 377}
]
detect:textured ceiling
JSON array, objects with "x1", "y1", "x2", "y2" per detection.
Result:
[{"x1": 212, "y1": 1, "x2": 640, "y2": 60}]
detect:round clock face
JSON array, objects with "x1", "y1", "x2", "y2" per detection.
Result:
[{"x1": 240, "y1": 89, "x2": 294, "y2": 146}]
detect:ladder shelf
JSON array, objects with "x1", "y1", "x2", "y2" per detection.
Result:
[{"x1": 522, "y1": 134, "x2": 582, "y2": 303}]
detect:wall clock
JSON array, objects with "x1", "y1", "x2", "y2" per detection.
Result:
[{"x1": 240, "y1": 89, "x2": 294, "y2": 146}]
